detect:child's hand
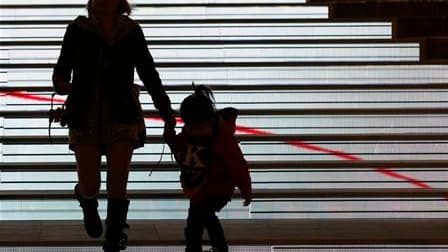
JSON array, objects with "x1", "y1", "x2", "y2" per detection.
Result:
[{"x1": 243, "y1": 197, "x2": 252, "y2": 207}]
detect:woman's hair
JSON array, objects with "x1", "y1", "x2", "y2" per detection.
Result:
[
  {"x1": 86, "y1": 0, "x2": 132, "y2": 18},
  {"x1": 180, "y1": 84, "x2": 216, "y2": 125}
]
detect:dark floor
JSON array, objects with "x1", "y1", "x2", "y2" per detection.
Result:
[
  {"x1": 2, "y1": 246, "x2": 448, "y2": 252},
  {"x1": 2, "y1": 219, "x2": 448, "y2": 249}
]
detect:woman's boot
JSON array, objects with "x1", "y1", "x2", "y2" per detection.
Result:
[
  {"x1": 103, "y1": 199, "x2": 130, "y2": 252},
  {"x1": 74, "y1": 184, "x2": 103, "y2": 238}
]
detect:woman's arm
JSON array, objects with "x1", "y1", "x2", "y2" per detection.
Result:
[
  {"x1": 52, "y1": 23, "x2": 75, "y2": 95},
  {"x1": 134, "y1": 24, "x2": 175, "y2": 124}
]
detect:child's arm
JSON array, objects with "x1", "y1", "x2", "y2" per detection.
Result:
[
  {"x1": 234, "y1": 144, "x2": 252, "y2": 206},
  {"x1": 219, "y1": 107, "x2": 252, "y2": 206},
  {"x1": 225, "y1": 135, "x2": 252, "y2": 206}
]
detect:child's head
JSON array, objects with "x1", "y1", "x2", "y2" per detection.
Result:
[{"x1": 180, "y1": 84, "x2": 216, "y2": 125}]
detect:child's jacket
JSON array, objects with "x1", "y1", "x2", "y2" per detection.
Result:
[{"x1": 164, "y1": 107, "x2": 252, "y2": 203}]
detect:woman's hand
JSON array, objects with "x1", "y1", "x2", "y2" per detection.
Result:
[
  {"x1": 52, "y1": 73, "x2": 72, "y2": 95},
  {"x1": 58, "y1": 82, "x2": 72, "y2": 95}
]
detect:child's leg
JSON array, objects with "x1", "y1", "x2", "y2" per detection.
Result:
[
  {"x1": 185, "y1": 202, "x2": 206, "y2": 252},
  {"x1": 204, "y1": 197, "x2": 229, "y2": 252}
]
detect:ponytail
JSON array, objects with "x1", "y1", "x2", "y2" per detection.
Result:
[
  {"x1": 192, "y1": 83, "x2": 215, "y2": 108},
  {"x1": 180, "y1": 83, "x2": 216, "y2": 124}
]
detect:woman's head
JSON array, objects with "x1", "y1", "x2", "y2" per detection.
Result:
[
  {"x1": 180, "y1": 85, "x2": 216, "y2": 125},
  {"x1": 87, "y1": 0, "x2": 132, "y2": 18}
]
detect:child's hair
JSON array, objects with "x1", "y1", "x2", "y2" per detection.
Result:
[{"x1": 180, "y1": 84, "x2": 216, "y2": 125}]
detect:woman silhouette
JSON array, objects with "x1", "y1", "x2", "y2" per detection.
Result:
[{"x1": 52, "y1": 0, "x2": 176, "y2": 251}]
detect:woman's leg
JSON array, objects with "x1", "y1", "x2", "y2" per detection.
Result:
[
  {"x1": 74, "y1": 143, "x2": 102, "y2": 197},
  {"x1": 105, "y1": 141, "x2": 134, "y2": 200},
  {"x1": 73, "y1": 143, "x2": 103, "y2": 238},
  {"x1": 103, "y1": 141, "x2": 134, "y2": 252}
]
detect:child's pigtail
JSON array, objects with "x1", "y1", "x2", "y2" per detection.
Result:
[
  {"x1": 192, "y1": 82, "x2": 215, "y2": 108},
  {"x1": 180, "y1": 83, "x2": 217, "y2": 124},
  {"x1": 193, "y1": 83, "x2": 214, "y2": 101}
]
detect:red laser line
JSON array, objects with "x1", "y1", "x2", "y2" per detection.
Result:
[
  {"x1": 236, "y1": 125, "x2": 432, "y2": 189},
  {"x1": 4, "y1": 91, "x2": 65, "y2": 103},
  {"x1": 1, "y1": 91, "x2": 434, "y2": 190}
]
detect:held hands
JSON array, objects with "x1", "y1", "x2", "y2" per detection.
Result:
[
  {"x1": 165, "y1": 115, "x2": 177, "y2": 130},
  {"x1": 163, "y1": 115, "x2": 177, "y2": 140}
]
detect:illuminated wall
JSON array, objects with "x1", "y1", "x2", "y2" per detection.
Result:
[{"x1": 1, "y1": 0, "x2": 448, "y2": 221}]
